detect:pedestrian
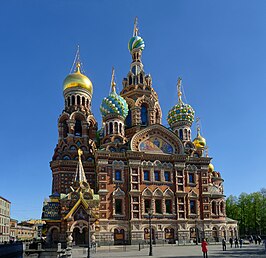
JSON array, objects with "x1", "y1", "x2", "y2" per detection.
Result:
[
  {"x1": 258, "y1": 236, "x2": 262, "y2": 245},
  {"x1": 222, "y1": 238, "x2": 226, "y2": 251},
  {"x1": 254, "y1": 236, "x2": 258, "y2": 245},
  {"x1": 239, "y1": 238, "x2": 243, "y2": 248},
  {"x1": 234, "y1": 237, "x2": 239, "y2": 248},
  {"x1": 229, "y1": 237, "x2": 233, "y2": 248},
  {"x1": 201, "y1": 238, "x2": 208, "y2": 258}
]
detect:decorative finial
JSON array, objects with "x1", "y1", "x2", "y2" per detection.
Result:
[
  {"x1": 78, "y1": 148, "x2": 83, "y2": 161},
  {"x1": 111, "y1": 67, "x2": 116, "y2": 93},
  {"x1": 177, "y1": 77, "x2": 183, "y2": 103},
  {"x1": 205, "y1": 146, "x2": 209, "y2": 157},
  {"x1": 196, "y1": 117, "x2": 201, "y2": 136},
  {"x1": 133, "y1": 17, "x2": 138, "y2": 36}
]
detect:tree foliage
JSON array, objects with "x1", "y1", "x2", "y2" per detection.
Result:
[{"x1": 226, "y1": 189, "x2": 266, "y2": 236}]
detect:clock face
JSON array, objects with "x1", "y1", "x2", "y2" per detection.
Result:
[{"x1": 131, "y1": 65, "x2": 141, "y2": 75}]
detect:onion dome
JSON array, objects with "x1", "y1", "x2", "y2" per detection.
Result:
[
  {"x1": 100, "y1": 68, "x2": 129, "y2": 119},
  {"x1": 193, "y1": 127, "x2": 206, "y2": 149},
  {"x1": 128, "y1": 17, "x2": 145, "y2": 53},
  {"x1": 208, "y1": 163, "x2": 214, "y2": 173},
  {"x1": 128, "y1": 36, "x2": 145, "y2": 52},
  {"x1": 167, "y1": 78, "x2": 195, "y2": 127},
  {"x1": 63, "y1": 62, "x2": 93, "y2": 94}
]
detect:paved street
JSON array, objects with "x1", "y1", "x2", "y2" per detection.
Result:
[{"x1": 72, "y1": 244, "x2": 266, "y2": 258}]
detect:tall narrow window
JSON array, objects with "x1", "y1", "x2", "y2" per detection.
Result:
[
  {"x1": 141, "y1": 104, "x2": 148, "y2": 126},
  {"x1": 154, "y1": 171, "x2": 160, "y2": 181},
  {"x1": 189, "y1": 173, "x2": 195, "y2": 183},
  {"x1": 119, "y1": 123, "x2": 122, "y2": 134},
  {"x1": 164, "y1": 171, "x2": 170, "y2": 182},
  {"x1": 179, "y1": 129, "x2": 183, "y2": 140},
  {"x1": 77, "y1": 95, "x2": 80, "y2": 105},
  {"x1": 144, "y1": 199, "x2": 151, "y2": 213},
  {"x1": 62, "y1": 120, "x2": 68, "y2": 138},
  {"x1": 114, "y1": 122, "x2": 118, "y2": 134},
  {"x1": 115, "y1": 170, "x2": 122, "y2": 181},
  {"x1": 126, "y1": 109, "x2": 132, "y2": 127},
  {"x1": 144, "y1": 170, "x2": 150, "y2": 181},
  {"x1": 109, "y1": 123, "x2": 113, "y2": 134},
  {"x1": 140, "y1": 73, "x2": 143, "y2": 84},
  {"x1": 155, "y1": 199, "x2": 162, "y2": 214},
  {"x1": 67, "y1": 97, "x2": 70, "y2": 107},
  {"x1": 212, "y1": 201, "x2": 216, "y2": 214},
  {"x1": 129, "y1": 75, "x2": 132, "y2": 85},
  {"x1": 115, "y1": 199, "x2": 122, "y2": 214},
  {"x1": 82, "y1": 97, "x2": 85, "y2": 105},
  {"x1": 72, "y1": 95, "x2": 75, "y2": 106},
  {"x1": 74, "y1": 120, "x2": 82, "y2": 136},
  {"x1": 165, "y1": 199, "x2": 172, "y2": 213},
  {"x1": 190, "y1": 200, "x2": 196, "y2": 214}
]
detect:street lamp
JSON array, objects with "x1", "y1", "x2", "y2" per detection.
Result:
[
  {"x1": 87, "y1": 209, "x2": 91, "y2": 258},
  {"x1": 148, "y1": 208, "x2": 153, "y2": 256}
]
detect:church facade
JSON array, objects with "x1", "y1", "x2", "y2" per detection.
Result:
[{"x1": 42, "y1": 20, "x2": 237, "y2": 246}]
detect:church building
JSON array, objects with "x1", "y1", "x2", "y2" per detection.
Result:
[{"x1": 42, "y1": 19, "x2": 237, "y2": 246}]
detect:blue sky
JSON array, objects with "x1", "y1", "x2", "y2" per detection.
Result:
[{"x1": 1, "y1": 0, "x2": 266, "y2": 221}]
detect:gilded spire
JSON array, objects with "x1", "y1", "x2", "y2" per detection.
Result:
[
  {"x1": 75, "y1": 149, "x2": 87, "y2": 183},
  {"x1": 177, "y1": 77, "x2": 183, "y2": 103},
  {"x1": 133, "y1": 17, "x2": 138, "y2": 36},
  {"x1": 111, "y1": 67, "x2": 116, "y2": 93}
]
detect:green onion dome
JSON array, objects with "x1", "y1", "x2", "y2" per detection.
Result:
[
  {"x1": 167, "y1": 102, "x2": 195, "y2": 127},
  {"x1": 100, "y1": 84, "x2": 129, "y2": 119},
  {"x1": 128, "y1": 36, "x2": 145, "y2": 52}
]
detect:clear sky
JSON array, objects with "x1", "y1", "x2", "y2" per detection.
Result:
[{"x1": 1, "y1": 0, "x2": 266, "y2": 221}]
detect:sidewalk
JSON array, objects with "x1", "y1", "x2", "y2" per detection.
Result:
[{"x1": 72, "y1": 244, "x2": 266, "y2": 258}]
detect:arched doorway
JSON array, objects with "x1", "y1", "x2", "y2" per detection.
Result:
[
  {"x1": 73, "y1": 227, "x2": 87, "y2": 246},
  {"x1": 165, "y1": 228, "x2": 175, "y2": 243},
  {"x1": 50, "y1": 228, "x2": 59, "y2": 246},
  {"x1": 144, "y1": 228, "x2": 155, "y2": 243},
  {"x1": 212, "y1": 227, "x2": 218, "y2": 242},
  {"x1": 221, "y1": 227, "x2": 226, "y2": 240},
  {"x1": 114, "y1": 228, "x2": 125, "y2": 245}
]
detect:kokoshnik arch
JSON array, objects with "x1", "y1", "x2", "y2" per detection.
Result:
[{"x1": 42, "y1": 19, "x2": 237, "y2": 246}]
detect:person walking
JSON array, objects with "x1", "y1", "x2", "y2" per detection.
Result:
[
  {"x1": 235, "y1": 237, "x2": 239, "y2": 248},
  {"x1": 222, "y1": 238, "x2": 226, "y2": 251},
  {"x1": 229, "y1": 237, "x2": 233, "y2": 248},
  {"x1": 239, "y1": 238, "x2": 243, "y2": 248},
  {"x1": 201, "y1": 238, "x2": 208, "y2": 258}
]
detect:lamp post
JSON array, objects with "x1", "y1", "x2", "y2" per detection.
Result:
[
  {"x1": 87, "y1": 209, "x2": 91, "y2": 258},
  {"x1": 148, "y1": 209, "x2": 153, "y2": 256}
]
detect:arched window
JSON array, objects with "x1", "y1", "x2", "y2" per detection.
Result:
[
  {"x1": 140, "y1": 73, "x2": 143, "y2": 84},
  {"x1": 67, "y1": 97, "x2": 70, "y2": 107},
  {"x1": 114, "y1": 122, "x2": 118, "y2": 134},
  {"x1": 129, "y1": 75, "x2": 132, "y2": 85},
  {"x1": 74, "y1": 120, "x2": 82, "y2": 136},
  {"x1": 119, "y1": 123, "x2": 122, "y2": 134},
  {"x1": 179, "y1": 129, "x2": 183, "y2": 140},
  {"x1": 62, "y1": 120, "x2": 68, "y2": 138},
  {"x1": 82, "y1": 97, "x2": 85, "y2": 105},
  {"x1": 126, "y1": 109, "x2": 132, "y2": 127},
  {"x1": 86, "y1": 99, "x2": 89, "y2": 107},
  {"x1": 109, "y1": 123, "x2": 113, "y2": 134},
  {"x1": 77, "y1": 95, "x2": 80, "y2": 105},
  {"x1": 220, "y1": 202, "x2": 224, "y2": 214},
  {"x1": 212, "y1": 201, "x2": 216, "y2": 214},
  {"x1": 71, "y1": 95, "x2": 75, "y2": 106},
  {"x1": 184, "y1": 129, "x2": 188, "y2": 140},
  {"x1": 155, "y1": 110, "x2": 160, "y2": 124},
  {"x1": 141, "y1": 104, "x2": 148, "y2": 126}
]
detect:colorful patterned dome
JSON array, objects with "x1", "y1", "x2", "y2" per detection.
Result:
[
  {"x1": 167, "y1": 78, "x2": 195, "y2": 127},
  {"x1": 167, "y1": 102, "x2": 195, "y2": 127},
  {"x1": 128, "y1": 36, "x2": 145, "y2": 52},
  {"x1": 100, "y1": 84, "x2": 129, "y2": 119}
]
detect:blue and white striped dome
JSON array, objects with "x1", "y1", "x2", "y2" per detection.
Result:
[
  {"x1": 128, "y1": 36, "x2": 145, "y2": 52},
  {"x1": 100, "y1": 91, "x2": 129, "y2": 119}
]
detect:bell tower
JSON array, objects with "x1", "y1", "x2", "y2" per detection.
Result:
[
  {"x1": 50, "y1": 47, "x2": 98, "y2": 194},
  {"x1": 120, "y1": 18, "x2": 162, "y2": 138}
]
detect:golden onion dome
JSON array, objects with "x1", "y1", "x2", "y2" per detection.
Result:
[
  {"x1": 63, "y1": 63, "x2": 93, "y2": 94},
  {"x1": 208, "y1": 163, "x2": 214, "y2": 173},
  {"x1": 193, "y1": 128, "x2": 206, "y2": 149}
]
